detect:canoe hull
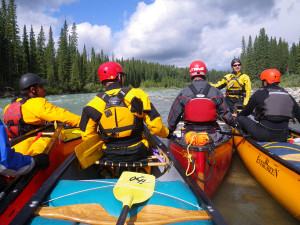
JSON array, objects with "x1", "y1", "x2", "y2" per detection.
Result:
[
  {"x1": 10, "y1": 127, "x2": 227, "y2": 225},
  {"x1": 169, "y1": 137, "x2": 233, "y2": 198},
  {"x1": 0, "y1": 126, "x2": 82, "y2": 224},
  {"x1": 234, "y1": 131, "x2": 300, "y2": 221}
]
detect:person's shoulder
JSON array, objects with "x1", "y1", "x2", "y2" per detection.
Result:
[
  {"x1": 27, "y1": 97, "x2": 48, "y2": 103},
  {"x1": 128, "y1": 87, "x2": 148, "y2": 96},
  {"x1": 241, "y1": 73, "x2": 250, "y2": 78}
]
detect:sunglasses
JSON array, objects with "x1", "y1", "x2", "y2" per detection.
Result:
[{"x1": 233, "y1": 64, "x2": 241, "y2": 67}]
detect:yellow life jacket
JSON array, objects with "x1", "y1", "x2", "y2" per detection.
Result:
[{"x1": 98, "y1": 88, "x2": 138, "y2": 140}]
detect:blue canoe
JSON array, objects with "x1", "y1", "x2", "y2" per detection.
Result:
[{"x1": 9, "y1": 127, "x2": 227, "y2": 225}]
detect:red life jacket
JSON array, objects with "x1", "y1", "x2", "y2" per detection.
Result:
[
  {"x1": 3, "y1": 98, "x2": 28, "y2": 138},
  {"x1": 185, "y1": 83, "x2": 217, "y2": 122}
]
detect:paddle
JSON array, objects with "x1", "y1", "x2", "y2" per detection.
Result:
[
  {"x1": 75, "y1": 134, "x2": 104, "y2": 169},
  {"x1": 34, "y1": 203, "x2": 210, "y2": 224},
  {"x1": 280, "y1": 153, "x2": 300, "y2": 162},
  {"x1": 113, "y1": 171, "x2": 155, "y2": 225}
]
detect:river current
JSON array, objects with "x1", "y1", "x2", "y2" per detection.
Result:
[{"x1": 0, "y1": 89, "x2": 299, "y2": 225}]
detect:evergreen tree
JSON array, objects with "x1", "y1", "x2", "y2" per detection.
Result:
[
  {"x1": 6, "y1": 0, "x2": 21, "y2": 84},
  {"x1": 0, "y1": 0, "x2": 7, "y2": 84},
  {"x1": 81, "y1": 45, "x2": 88, "y2": 88},
  {"x1": 296, "y1": 39, "x2": 300, "y2": 75},
  {"x1": 21, "y1": 25, "x2": 30, "y2": 74},
  {"x1": 268, "y1": 37, "x2": 278, "y2": 70},
  {"x1": 278, "y1": 38, "x2": 289, "y2": 75},
  {"x1": 44, "y1": 26, "x2": 56, "y2": 85},
  {"x1": 289, "y1": 42, "x2": 298, "y2": 74},
  {"x1": 70, "y1": 50, "x2": 81, "y2": 91},
  {"x1": 69, "y1": 23, "x2": 78, "y2": 63},
  {"x1": 253, "y1": 28, "x2": 269, "y2": 78},
  {"x1": 29, "y1": 25, "x2": 37, "y2": 73},
  {"x1": 37, "y1": 26, "x2": 46, "y2": 77},
  {"x1": 57, "y1": 20, "x2": 69, "y2": 86}
]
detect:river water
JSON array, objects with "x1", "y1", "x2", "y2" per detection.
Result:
[{"x1": 0, "y1": 89, "x2": 299, "y2": 225}]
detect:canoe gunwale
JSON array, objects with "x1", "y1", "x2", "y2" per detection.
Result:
[
  {"x1": 0, "y1": 125, "x2": 64, "y2": 223},
  {"x1": 235, "y1": 127, "x2": 300, "y2": 175}
]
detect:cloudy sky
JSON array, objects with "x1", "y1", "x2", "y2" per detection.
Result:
[{"x1": 13, "y1": 0, "x2": 300, "y2": 71}]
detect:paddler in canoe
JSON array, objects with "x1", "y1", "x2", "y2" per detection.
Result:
[
  {"x1": 79, "y1": 62, "x2": 172, "y2": 166},
  {"x1": 3, "y1": 73, "x2": 81, "y2": 156},
  {"x1": 3, "y1": 73, "x2": 81, "y2": 139},
  {"x1": 237, "y1": 69, "x2": 300, "y2": 142},
  {"x1": 167, "y1": 60, "x2": 237, "y2": 144}
]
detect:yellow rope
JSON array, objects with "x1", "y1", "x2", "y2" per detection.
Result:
[{"x1": 186, "y1": 133, "x2": 196, "y2": 176}]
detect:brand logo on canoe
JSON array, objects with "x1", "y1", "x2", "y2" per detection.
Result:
[
  {"x1": 256, "y1": 154, "x2": 278, "y2": 177},
  {"x1": 129, "y1": 175, "x2": 146, "y2": 184}
]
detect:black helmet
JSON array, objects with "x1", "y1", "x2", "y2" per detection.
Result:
[
  {"x1": 231, "y1": 58, "x2": 241, "y2": 66},
  {"x1": 19, "y1": 73, "x2": 47, "y2": 90}
]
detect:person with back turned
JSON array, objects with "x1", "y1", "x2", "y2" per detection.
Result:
[
  {"x1": 79, "y1": 62, "x2": 171, "y2": 162},
  {"x1": 237, "y1": 69, "x2": 300, "y2": 142},
  {"x1": 167, "y1": 60, "x2": 236, "y2": 142}
]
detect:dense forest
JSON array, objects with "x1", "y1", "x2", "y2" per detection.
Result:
[{"x1": 1, "y1": 0, "x2": 300, "y2": 96}]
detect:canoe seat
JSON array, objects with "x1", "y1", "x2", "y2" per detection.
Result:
[{"x1": 95, "y1": 151, "x2": 170, "y2": 178}]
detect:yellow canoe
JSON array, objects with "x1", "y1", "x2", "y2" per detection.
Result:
[{"x1": 233, "y1": 127, "x2": 300, "y2": 221}]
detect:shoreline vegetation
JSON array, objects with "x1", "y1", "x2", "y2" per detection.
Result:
[{"x1": 1, "y1": 0, "x2": 300, "y2": 99}]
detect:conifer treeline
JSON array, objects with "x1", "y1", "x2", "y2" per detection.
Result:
[
  {"x1": 240, "y1": 28, "x2": 300, "y2": 81},
  {"x1": 1, "y1": 1, "x2": 299, "y2": 93}
]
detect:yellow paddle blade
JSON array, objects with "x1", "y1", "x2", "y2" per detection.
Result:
[
  {"x1": 54, "y1": 121, "x2": 57, "y2": 129},
  {"x1": 113, "y1": 171, "x2": 155, "y2": 208},
  {"x1": 75, "y1": 134, "x2": 104, "y2": 169}
]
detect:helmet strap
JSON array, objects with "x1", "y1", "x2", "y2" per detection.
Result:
[{"x1": 117, "y1": 73, "x2": 123, "y2": 87}]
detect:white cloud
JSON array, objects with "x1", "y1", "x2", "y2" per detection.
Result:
[
  {"x1": 13, "y1": 0, "x2": 300, "y2": 70},
  {"x1": 76, "y1": 23, "x2": 113, "y2": 55}
]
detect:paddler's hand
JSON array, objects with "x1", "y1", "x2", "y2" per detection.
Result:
[
  {"x1": 167, "y1": 132, "x2": 177, "y2": 140},
  {"x1": 33, "y1": 153, "x2": 50, "y2": 169}
]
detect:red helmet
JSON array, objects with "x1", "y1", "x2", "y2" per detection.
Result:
[
  {"x1": 98, "y1": 62, "x2": 123, "y2": 83},
  {"x1": 260, "y1": 69, "x2": 281, "y2": 84},
  {"x1": 189, "y1": 61, "x2": 207, "y2": 78}
]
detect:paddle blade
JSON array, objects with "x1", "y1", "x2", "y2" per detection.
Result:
[
  {"x1": 75, "y1": 134, "x2": 104, "y2": 169},
  {"x1": 113, "y1": 171, "x2": 155, "y2": 208}
]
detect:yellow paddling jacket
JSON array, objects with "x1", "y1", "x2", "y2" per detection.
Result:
[
  {"x1": 4, "y1": 97, "x2": 80, "y2": 137},
  {"x1": 79, "y1": 85, "x2": 169, "y2": 145},
  {"x1": 213, "y1": 71, "x2": 251, "y2": 105}
]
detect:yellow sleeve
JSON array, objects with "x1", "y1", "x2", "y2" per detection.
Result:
[
  {"x1": 35, "y1": 98, "x2": 81, "y2": 127},
  {"x1": 213, "y1": 75, "x2": 229, "y2": 88},
  {"x1": 81, "y1": 118, "x2": 98, "y2": 141},
  {"x1": 242, "y1": 75, "x2": 251, "y2": 105},
  {"x1": 132, "y1": 89, "x2": 169, "y2": 138}
]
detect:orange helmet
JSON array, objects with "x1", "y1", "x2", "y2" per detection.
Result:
[
  {"x1": 189, "y1": 61, "x2": 207, "y2": 79},
  {"x1": 260, "y1": 69, "x2": 281, "y2": 84},
  {"x1": 98, "y1": 62, "x2": 124, "y2": 83}
]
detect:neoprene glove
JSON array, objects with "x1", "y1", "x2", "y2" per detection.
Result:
[
  {"x1": 33, "y1": 153, "x2": 50, "y2": 169},
  {"x1": 167, "y1": 132, "x2": 177, "y2": 140}
]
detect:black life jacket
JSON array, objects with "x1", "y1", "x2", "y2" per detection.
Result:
[
  {"x1": 97, "y1": 88, "x2": 141, "y2": 142},
  {"x1": 263, "y1": 88, "x2": 294, "y2": 120},
  {"x1": 3, "y1": 97, "x2": 38, "y2": 138},
  {"x1": 185, "y1": 83, "x2": 217, "y2": 122}
]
